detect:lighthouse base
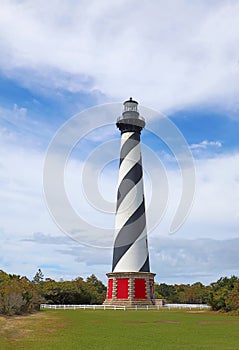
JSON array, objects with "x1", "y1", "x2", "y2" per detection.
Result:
[{"x1": 103, "y1": 272, "x2": 156, "y2": 306}]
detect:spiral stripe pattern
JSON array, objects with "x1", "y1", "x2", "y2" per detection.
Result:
[{"x1": 112, "y1": 130, "x2": 150, "y2": 272}]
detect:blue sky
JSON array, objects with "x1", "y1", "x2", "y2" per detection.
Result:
[{"x1": 0, "y1": 0, "x2": 239, "y2": 285}]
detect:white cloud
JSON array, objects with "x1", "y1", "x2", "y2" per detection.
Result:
[
  {"x1": 0, "y1": 1, "x2": 239, "y2": 113},
  {"x1": 14, "y1": 232, "x2": 239, "y2": 285},
  {"x1": 0, "y1": 231, "x2": 101, "y2": 281},
  {"x1": 190, "y1": 140, "x2": 222, "y2": 150},
  {"x1": 167, "y1": 152, "x2": 239, "y2": 240},
  {"x1": 150, "y1": 236, "x2": 239, "y2": 284},
  {"x1": 0, "y1": 103, "x2": 52, "y2": 148}
]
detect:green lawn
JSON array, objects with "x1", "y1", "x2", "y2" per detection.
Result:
[{"x1": 1, "y1": 309, "x2": 239, "y2": 350}]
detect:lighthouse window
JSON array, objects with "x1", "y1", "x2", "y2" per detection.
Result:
[{"x1": 125, "y1": 104, "x2": 137, "y2": 112}]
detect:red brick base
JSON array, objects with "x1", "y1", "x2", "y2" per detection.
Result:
[{"x1": 103, "y1": 272, "x2": 156, "y2": 306}]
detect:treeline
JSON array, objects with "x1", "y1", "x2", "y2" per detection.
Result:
[
  {"x1": 155, "y1": 276, "x2": 239, "y2": 312},
  {"x1": 1, "y1": 269, "x2": 238, "y2": 315},
  {"x1": 0, "y1": 269, "x2": 106, "y2": 316},
  {"x1": 34, "y1": 270, "x2": 106, "y2": 305},
  {"x1": 155, "y1": 281, "x2": 209, "y2": 304}
]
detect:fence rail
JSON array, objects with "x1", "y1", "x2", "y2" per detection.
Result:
[
  {"x1": 41, "y1": 303, "x2": 210, "y2": 311},
  {"x1": 164, "y1": 303, "x2": 210, "y2": 309}
]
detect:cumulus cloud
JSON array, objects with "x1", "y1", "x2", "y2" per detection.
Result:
[
  {"x1": 0, "y1": 230, "x2": 95, "y2": 281},
  {"x1": 0, "y1": 0, "x2": 239, "y2": 113},
  {"x1": 22, "y1": 231, "x2": 73, "y2": 245},
  {"x1": 190, "y1": 140, "x2": 222, "y2": 150},
  {"x1": 150, "y1": 236, "x2": 239, "y2": 284},
  {"x1": 19, "y1": 232, "x2": 239, "y2": 284},
  {"x1": 158, "y1": 152, "x2": 239, "y2": 242}
]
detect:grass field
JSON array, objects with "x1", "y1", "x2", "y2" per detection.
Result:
[{"x1": 0, "y1": 309, "x2": 239, "y2": 350}]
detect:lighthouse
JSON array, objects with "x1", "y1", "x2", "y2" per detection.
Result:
[{"x1": 104, "y1": 98, "x2": 155, "y2": 306}]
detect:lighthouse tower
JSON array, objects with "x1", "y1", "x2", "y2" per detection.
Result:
[{"x1": 104, "y1": 98, "x2": 155, "y2": 306}]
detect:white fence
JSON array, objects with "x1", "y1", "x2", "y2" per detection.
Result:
[
  {"x1": 41, "y1": 303, "x2": 210, "y2": 311},
  {"x1": 164, "y1": 303, "x2": 210, "y2": 309}
]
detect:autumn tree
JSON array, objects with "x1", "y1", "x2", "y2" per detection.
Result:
[
  {"x1": 208, "y1": 276, "x2": 239, "y2": 312},
  {"x1": 0, "y1": 271, "x2": 42, "y2": 315}
]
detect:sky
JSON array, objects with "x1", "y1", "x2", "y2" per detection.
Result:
[{"x1": 0, "y1": 0, "x2": 239, "y2": 286}]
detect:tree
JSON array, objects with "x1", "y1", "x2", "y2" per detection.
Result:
[
  {"x1": 208, "y1": 276, "x2": 239, "y2": 312},
  {"x1": 154, "y1": 283, "x2": 179, "y2": 303},
  {"x1": 85, "y1": 275, "x2": 107, "y2": 304},
  {"x1": 226, "y1": 281, "x2": 239, "y2": 312},
  {"x1": 32, "y1": 269, "x2": 44, "y2": 284},
  {"x1": 0, "y1": 272, "x2": 42, "y2": 315}
]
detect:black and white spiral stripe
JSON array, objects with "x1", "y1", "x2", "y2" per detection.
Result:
[{"x1": 112, "y1": 131, "x2": 150, "y2": 272}]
